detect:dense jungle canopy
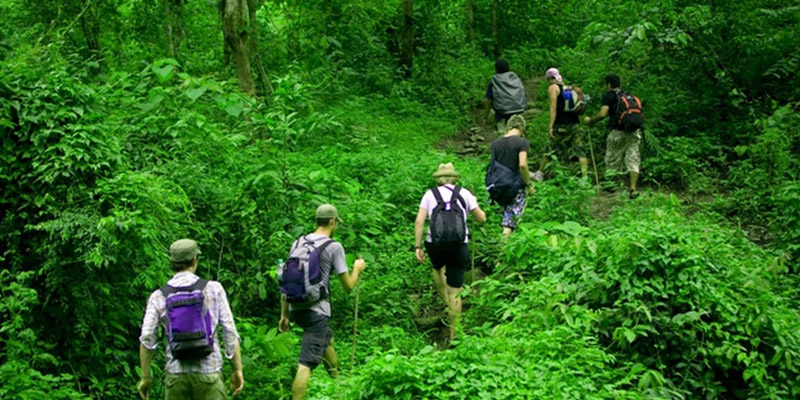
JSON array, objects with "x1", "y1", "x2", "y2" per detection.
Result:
[{"x1": 1, "y1": 0, "x2": 799, "y2": 399}]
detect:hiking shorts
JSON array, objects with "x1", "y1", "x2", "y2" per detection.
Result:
[
  {"x1": 548, "y1": 124, "x2": 587, "y2": 161},
  {"x1": 164, "y1": 372, "x2": 227, "y2": 400},
  {"x1": 605, "y1": 129, "x2": 642, "y2": 174},
  {"x1": 501, "y1": 189, "x2": 527, "y2": 230},
  {"x1": 290, "y1": 309, "x2": 334, "y2": 370},
  {"x1": 424, "y1": 242, "x2": 469, "y2": 288}
]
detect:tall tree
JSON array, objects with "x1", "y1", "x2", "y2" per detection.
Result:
[
  {"x1": 164, "y1": 0, "x2": 186, "y2": 58},
  {"x1": 399, "y1": 0, "x2": 414, "y2": 79},
  {"x1": 220, "y1": 0, "x2": 256, "y2": 96},
  {"x1": 465, "y1": 0, "x2": 475, "y2": 44},
  {"x1": 491, "y1": 0, "x2": 498, "y2": 58}
]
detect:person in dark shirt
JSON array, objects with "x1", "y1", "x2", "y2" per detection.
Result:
[
  {"x1": 490, "y1": 114, "x2": 534, "y2": 238},
  {"x1": 583, "y1": 73, "x2": 643, "y2": 198},
  {"x1": 485, "y1": 59, "x2": 527, "y2": 134},
  {"x1": 532, "y1": 68, "x2": 589, "y2": 182}
]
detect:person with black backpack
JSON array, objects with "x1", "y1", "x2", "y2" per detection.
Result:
[
  {"x1": 484, "y1": 59, "x2": 527, "y2": 133},
  {"x1": 487, "y1": 114, "x2": 534, "y2": 238},
  {"x1": 138, "y1": 239, "x2": 244, "y2": 400},
  {"x1": 414, "y1": 163, "x2": 486, "y2": 341},
  {"x1": 278, "y1": 204, "x2": 365, "y2": 400},
  {"x1": 583, "y1": 74, "x2": 644, "y2": 198}
]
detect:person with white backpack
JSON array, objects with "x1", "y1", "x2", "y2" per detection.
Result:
[
  {"x1": 278, "y1": 204, "x2": 365, "y2": 400},
  {"x1": 533, "y1": 67, "x2": 589, "y2": 182}
]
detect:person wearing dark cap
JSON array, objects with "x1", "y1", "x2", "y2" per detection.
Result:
[
  {"x1": 138, "y1": 239, "x2": 244, "y2": 400},
  {"x1": 414, "y1": 163, "x2": 486, "y2": 342},
  {"x1": 485, "y1": 59, "x2": 527, "y2": 133},
  {"x1": 279, "y1": 204, "x2": 366, "y2": 400}
]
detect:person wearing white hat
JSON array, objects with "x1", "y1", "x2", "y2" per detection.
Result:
[{"x1": 414, "y1": 163, "x2": 486, "y2": 341}]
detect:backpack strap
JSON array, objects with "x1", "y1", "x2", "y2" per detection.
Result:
[
  {"x1": 160, "y1": 278, "x2": 209, "y2": 297},
  {"x1": 431, "y1": 186, "x2": 446, "y2": 206},
  {"x1": 449, "y1": 186, "x2": 467, "y2": 211}
]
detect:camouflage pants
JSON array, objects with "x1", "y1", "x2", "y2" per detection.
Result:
[
  {"x1": 548, "y1": 124, "x2": 587, "y2": 161},
  {"x1": 605, "y1": 129, "x2": 642, "y2": 174}
]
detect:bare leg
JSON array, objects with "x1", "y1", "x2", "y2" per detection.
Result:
[
  {"x1": 291, "y1": 364, "x2": 311, "y2": 400},
  {"x1": 630, "y1": 172, "x2": 639, "y2": 191},
  {"x1": 432, "y1": 269, "x2": 447, "y2": 304},
  {"x1": 502, "y1": 227, "x2": 513, "y2": 239},
  {"x1": 321, "y1": 340, "x2": 338, "y2": 379},
  {"x1": 579, "y1": 157, "x2": 589, "y2": 178},
  {"x1": 445, "y1": 286, "x2": 462, "y2": 341}
]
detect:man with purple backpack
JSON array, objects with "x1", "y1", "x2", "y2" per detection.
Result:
[
  {"x1": 278, "y1": 204, "x2": 366, "y2": 400},
  {"x1": 138, "y1": 239, "x2": 244, "y2": 400}
]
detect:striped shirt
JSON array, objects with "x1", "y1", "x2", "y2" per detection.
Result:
[{"x1": 139, "y1": 271, "x2": 240, "y2": 374}]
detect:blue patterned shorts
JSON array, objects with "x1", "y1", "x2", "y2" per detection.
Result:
[{"x1": 501, "y1": 189, "x2": 527, "y2": 229}]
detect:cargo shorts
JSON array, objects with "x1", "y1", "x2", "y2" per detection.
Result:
[
  {"x1": 164, "y1": 372, "x2": 227, "y2": 400},
  {"x1": 548, "y1": 123, "x2": 587, "y2": 161},
  {"x1": 604, "y1": 129, "x2": 642, "y2": 174}
]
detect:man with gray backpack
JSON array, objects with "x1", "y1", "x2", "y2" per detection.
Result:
[
  {"x1": 414, "y1": 163, "x2": 486, "y2": 342},
  {"x1": 485, "y1": 59, "x2": 527, "y2": 133},
  {"x1": 138, "y1": 239, "x2": 244, "y2": 400},
  {"x1": 278, "y1": 204, "x2": 365, "y2": 400}
]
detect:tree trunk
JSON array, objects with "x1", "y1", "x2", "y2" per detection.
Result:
[
  {"x1": 80, "y1": 0, "x2": 102, "y2": 71},
  {"x1": 491, "y1": 0, "x2": 499, "y2": 58},
  {"x1": 247, "y1": 0, "x2": 273, "y2": 94},
  {"x1": 220, "y1": 0, "x2": 256, "y2": 96},
  {"x1": 465, "y1": 0, "x2": 475, "y2": 44},
  {"x1": 399, "y1": 0, "x2": 414, "y2": 79}
]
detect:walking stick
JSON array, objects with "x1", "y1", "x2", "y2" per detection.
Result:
[
  {"x1": 350, "y1": 280, "x2": 360, "y2": 368},
  {"x1": 586, "y1": 126, "x2": 600, "y2": 188}
]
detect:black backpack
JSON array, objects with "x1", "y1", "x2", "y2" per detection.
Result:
[
  {"x1": 485, "y1": 157, "x2": 523, "y2": 207},
  {"x1": 614, "y1": 90, "x2": 645, "y2": 131},
  {"x1": 429, "y1": 186, "x2": 467, "y2": 249}
]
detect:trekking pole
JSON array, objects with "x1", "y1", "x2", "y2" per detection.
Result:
[
  {"x1": 350, "y1": 279, "x2": 360, "y2": 368},
  {"x1": 586, "y1": 126, "x2": 600, "y2": 189}
]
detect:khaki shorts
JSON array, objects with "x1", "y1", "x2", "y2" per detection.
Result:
[
  {"x1": 165, "y1": 373, "x2": 227, "y2": 400},
  {"x1": 604, "y1": 129, "x2": 642, "y2": 173},
  {"x1": 548, "y1": 124, "x2": 587, "y2": 161}
]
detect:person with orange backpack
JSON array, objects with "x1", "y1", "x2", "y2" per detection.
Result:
[
  {"x1": 532, "y1": 68, "x2": 589, "y2": 182},
  {"x1": 583, "y1": 73, "x2": 644, "y2": 198}
]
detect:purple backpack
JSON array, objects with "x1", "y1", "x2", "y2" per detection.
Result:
[
  {"x1": 160, "y1": 279, "x2": 214, "y2": 360},
  {"x1": 279, "y1": 236, "x2": 334, "y2": 304}
]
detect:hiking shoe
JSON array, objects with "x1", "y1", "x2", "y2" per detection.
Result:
[
  {"x1": 532, "y1": 170, "x2": 544, "y2": 182},
  {"x1": 578, "y1": 176, "x2": 590, "y2": 188},
  {"x1": 629, "y1": 189, "x2": 640, "y2": 199}
]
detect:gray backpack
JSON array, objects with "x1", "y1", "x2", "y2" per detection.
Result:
[
  {"x1": 279, "y1": 235, "x2": 334, "y2": 305},
  {"x1": 490, "y1": 72, "x2": 526, "y2": 115}
]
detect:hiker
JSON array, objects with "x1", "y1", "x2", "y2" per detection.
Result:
[
  {"x1": 487, "y1": 114, "x2": 534, "y2": 238},
  {"x1": 278, "y1": 204, "x2": 366, "y2": 400},
  {"x1": 484, "y1": 59, "x2": 527, "y2": 133},
  {"x1": 138, "y1": 239, "x2": 244, "y2": 400},
  {"x1": 414, "y1": 163, "x2": 487, "y2": 342},
  {"x1": 583, "y1": 73, "x2": 644, "y2": 198},
  {"x1": 532, "y1": 68, "x2": 589, "y2": 182}
]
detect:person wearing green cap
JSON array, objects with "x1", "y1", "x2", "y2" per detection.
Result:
[
  {"x1": 415, "y1": 163, "x2": 486, "y2": 342},
  {"x1": 138, "y1": 239, "x2": 244, "y2": 400},
  {"x1": 279, "y1": 204, "x2": 366, "y2": 400}
]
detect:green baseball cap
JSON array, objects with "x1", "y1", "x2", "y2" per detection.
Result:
[
  {"x1": 170, "y1": 239, "x2": 201, "y2": 263},
  {"x1": 316, "y1": 204, "x2": 342, "y2": 222}
]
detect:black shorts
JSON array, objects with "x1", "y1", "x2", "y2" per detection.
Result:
[
  {"x1": 290, "y1": 309, "x2": 333, "y2": 370},
  {"x1": 424, "y1": 242, "x2": 469, "y2": 288}
]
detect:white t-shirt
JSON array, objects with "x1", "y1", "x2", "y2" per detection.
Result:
[{"x1": 419, "y1": 184, "x2": 479, "y2": 243}]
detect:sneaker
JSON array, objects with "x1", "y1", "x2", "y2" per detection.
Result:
[
  {"x1": 532, "y1": 170, "x2": 544, "y2": 182},
  {"x1": 578, "y1": 176, "x2": 590, "y2": 188},
  {"x1": 628, "y1": 189, "x2": 640, "y2": 199}
]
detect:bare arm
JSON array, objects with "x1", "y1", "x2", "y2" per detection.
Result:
[
  {"x1": 519, "y1": 151, "x2": 530, "y2": 185},
  {"x1": 470, "y1": 207, "x2": 487, "y2": 223},
  {"x1": 414, "y1": 207, "x2": 427, "y2": 249},
  {"x1": 584, "y1": 105, "x2": 610, "y2": 125},
  {"x1": 229, "y1": 343, "x2": 244, "y2": 396},
  {"x1": 484, "y1": 99, "x2": 492, "y2": 119},
  {"x1": 337, "y1": 259, "x2": 365, "y2": 292},
  {"x1": 137, "y1": 344, "x2": 155, "y2": 400},
  {"x1": 548, "y1": 84, "x2": 559, "y2": 136}
]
